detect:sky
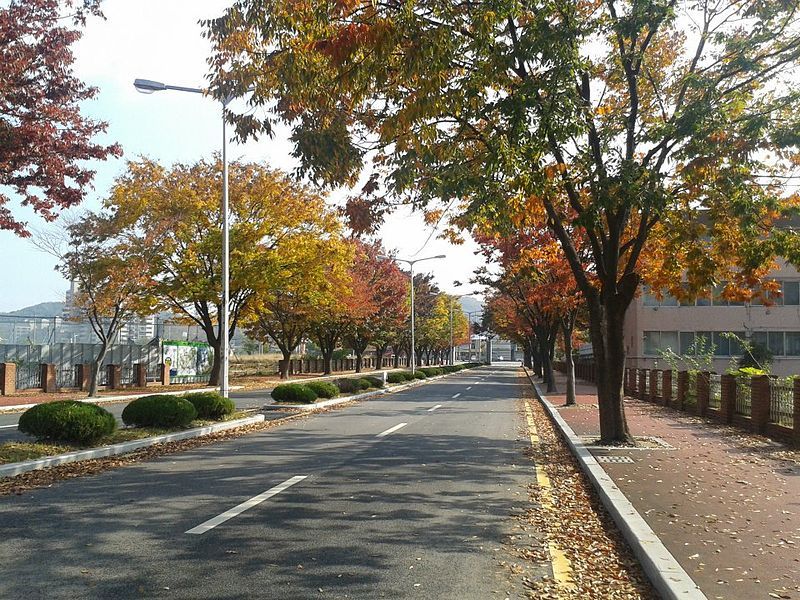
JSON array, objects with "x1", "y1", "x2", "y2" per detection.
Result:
[{"x1": 0, "y1": 0, "x2": 487, "y2": 312}]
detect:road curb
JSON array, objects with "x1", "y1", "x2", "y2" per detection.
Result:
[
  {"x1": 263, "y1": 370, "x2": 468, "y2": 411},
  {"x1": 522, "y1": 368, "x2": 707, "y2": 600},
  {"x1": 0, "y1": 413, "x2": 266, "y2": 478},
  {"x1": 0, "y1": 386, "x2": 246, "y2": 414}
]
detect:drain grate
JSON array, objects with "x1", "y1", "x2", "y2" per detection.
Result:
[{"x1": 596, "y1": 455, "x2": 635, "y2": 464}]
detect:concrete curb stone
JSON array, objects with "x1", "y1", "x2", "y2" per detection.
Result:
[
  {"x1": 522, "y1": 368, "x2": 707, "y2": 600},
  {"x1": 0, "y1": 414, "x2": 265, "y2": 478}
]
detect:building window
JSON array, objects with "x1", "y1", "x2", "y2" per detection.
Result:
[
  {"x1": 786, "y1": 332, "x2": 800, "y2": 356},
  {"x1": 679, "y1": 331, "x2": 695, "y2": 354},
  {"x1": 784, "y1": 281, "x2": 800, "y2": 306},
  {"x1": 768, "y1": 331, "x2": 785, "y2": 356},
  {"x1": 643, "y1": 331, "x2": 678, "y2": 355}
]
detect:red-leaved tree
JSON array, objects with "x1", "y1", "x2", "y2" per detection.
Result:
[{"x1": 0, "y1": 0, "x2": 120, "y2": 236}]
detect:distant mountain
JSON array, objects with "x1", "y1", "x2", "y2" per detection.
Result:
[
  {"x1": 459, "y1": 296, "x2": 483, "y2": 314},
  {"x1": 1, "y1": 302, "x2": 65, "y2": 318}
]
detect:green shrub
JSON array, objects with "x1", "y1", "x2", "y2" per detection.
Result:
[
  {"x1": 305, "y1": 381, "x2": 339, "y2": 399},
  {"x1": 18, "y1": 401, "x2": 116, "y2": 445},
  {"x1": 412, "y1": 371, "x2": 427, "y2": 380},
  {"x1": 184, "y1": 392, "x2": 235, "y2": 419},
  {"x1": 420, "y1": 367, "x2": 444, "y2": 377},
  {"x1": 334, "y1": 378, "x2": 362, "y2": 394},
  {"x1": 271, "y1": 384, "x2": 317, "y2": 404},
  {"x1": 363, "y1": 376, "x2": 385, "y2": 388},
  {"x1": 387, "y1": 372, "x2": 406, "y2": 384},
  {"x1": 122, "y1": 395, "x2": 198, "y2": 428},
  {"x1": 357, "y1": 378, "x2": 373, "y2": 390}
]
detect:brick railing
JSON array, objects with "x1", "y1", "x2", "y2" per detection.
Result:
[{"x1": 620, "y1": 366, "x2": 799, "y2": 447}]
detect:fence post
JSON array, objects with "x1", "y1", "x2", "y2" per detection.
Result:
[
  {"x1": 662, "y1": 370, "x2": 672, "y2": 406},
  {"x1": 750, "y1": 375, "x2": 771, "y2": 434},
  {"x1": 160, "y1": 363, "x2": 171, "y2": 386},
  {"x1": 677, "y1": 371, "x2": 687, "y2": 410},
  {"x1": 638, "y1": 369, "x2": 647, "y2": 400},
  {"x1": 76, "y1": 364, "x2": 91, "y2": 391},
  {"x1": 40, "y1": 363, "x2": 56, "y2": 393},
  {"x1": 720, "y1": 374, "x2": 736, "y2": 423},
  {"x1": 649, "y1": 369, "x2": 659, "y2": 402},
  {"x1": 107, "y1": 364, "x2": 121, "y2": 390},
  {"x1": 793, "y1": 377, "x2": 800, "y2": 448},
  {"x1": 697, "y1": 371, "x2": 710, "y2": 416},
  {"x1": 0, "y1": 363, "x2": 16, "y2": 396},
  {"x1": 134, "y1": 363, "x2": 147, "y2": 388}
]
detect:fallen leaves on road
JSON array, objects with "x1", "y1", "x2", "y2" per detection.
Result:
[
  {"x1": 518, "y1": 382, "x2": 656, "y2": 600},
  {"x1": 0, "y1": 411, "x2": 310, "y2": 497}
]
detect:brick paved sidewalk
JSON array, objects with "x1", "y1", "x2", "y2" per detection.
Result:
[{"x1": 534, "y1": 371, "x2": 800, "y2": 600}]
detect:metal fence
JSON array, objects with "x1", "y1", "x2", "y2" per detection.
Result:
[
  {"x1": 171, "y1": 374, "x2": 208, "y2": 385},
  {"x1": 121, "y1": 365, "x2": 135, "y2": 387},
  {"x1": 0, "y1": 343, "x2": 160, "y2": 372},
  {"x1": 735, "y1": 376, "x2": 752, "y2": 416},
  {"x1": 55, "y1": 365, "x2": 76, "y2": 389},
  {"x1": 709, "y1": 374, "x2": 722, "y2": 410},
  {"x1": 769, "y1": 378, "x2": 794, "y2": 428},
  {"x1": 685, "y1": 372, "x2": 698, "y2": 406},
  {"x1": 14, "y1": 363, "x2": 41, "y2": 390}
]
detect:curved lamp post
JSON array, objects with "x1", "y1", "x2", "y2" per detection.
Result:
[
  {"x1": 377, "y1": 254, "x2": 445, "y2": 373},
  {"x1": 133, "y1": 78, "x2": 234, "y2": 398}
]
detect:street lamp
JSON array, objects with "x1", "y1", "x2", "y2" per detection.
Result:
[
  {"x1": 377, "y1": 253, "x2": 445, "y2": 373},
  {"x1": 133, "y1": 78, "x2": 234, "y2": 398},
  {"x1": 448, "y1": 294, "x2": 475, "y2": 365}
]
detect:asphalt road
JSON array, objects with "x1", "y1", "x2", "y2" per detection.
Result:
[
  {"x1": 0, "y1": 374, "x2": 383, "y2": 443},
  {"x1": 0, "y1": 365, "x2": 543, "y2": 599}
]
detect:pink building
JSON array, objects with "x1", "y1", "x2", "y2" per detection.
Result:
[{"x1": 624, "y1": 260, "x2": 800, "y2": 376}]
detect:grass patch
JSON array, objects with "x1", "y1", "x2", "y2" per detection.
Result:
[
  {"x1": 0, "y1": 441, "x2": 74, "y2": 464},
  {"x1": 0, "y1": 412, "x2": 256, "y2": 465}
]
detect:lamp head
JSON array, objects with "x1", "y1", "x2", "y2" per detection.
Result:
[{"x1": 134, "y1": 78, "x2": 167, "y2": 94}]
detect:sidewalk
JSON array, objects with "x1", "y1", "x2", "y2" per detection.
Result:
[
  {"x1": 0, "y1": 368, "x2": 403, "y2": 410},
  {"x1": 536, "y1": 371, "x2": 800, "y2": 600}
]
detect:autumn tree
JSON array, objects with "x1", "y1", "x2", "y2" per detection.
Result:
[
  {"x1": 0, "y1": 0, "x2": 120, "y2": 236},
  {"x1": 243, "y1": 221, "x2": 350, "y2": 379},
  {"x1": 107, "y1": 158, "x2": 342, "y2": 386},
  {"x1": 206, "y1": 0, "x2": 800, "y2": 442},
  {"x1": 37, "y1": 214, "x2": 153, "y2": 396},
  {"x1": 342, "y1": 240, "x2": 409, "y2": 372}
]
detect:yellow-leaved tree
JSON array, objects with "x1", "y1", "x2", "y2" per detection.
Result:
[{"x1": 107, "y1": 157, "x2": 345, "y2": 385}]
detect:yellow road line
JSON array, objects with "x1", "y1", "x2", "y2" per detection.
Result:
[{"x1": 525, "y1": 401, "x2": 575, "y2": 591}]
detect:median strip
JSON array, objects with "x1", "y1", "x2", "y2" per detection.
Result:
[
  {"x1": 376, "y1": 423, "x2": 407, "y2": 438},
  {"x1": 186, "y1": 475, "x2": 308, "y2": 535}
]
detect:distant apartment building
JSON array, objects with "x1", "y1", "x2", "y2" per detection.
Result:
[{"x1": 624, "y1": 260, "x2": 800, "y2": 376}]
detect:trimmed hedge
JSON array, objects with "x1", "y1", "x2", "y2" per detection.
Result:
[
  {"x1": 419, "y1": 367, "x2": 444, "y2": 377},
  {"x1": 184, "y1": 392, "x2": 235, "y2": 419},
  {"x1": 305, "y1": 381, "x2": 339, "y2": 399},
  {"x1": 271, "y1": 384, "x2": 317, "y2": 404},
  {"x1": 334, "y1": 378, "x2": 362, "y2": 394},
  {"x1": 386, "y1": 372, "x2": 407, "y2": 384},
  {"x1": 363, "y1": 376, "x2": 385, "y2": 389},
  {"x1": 357, "y1": 378, "x2": 373, "y2": 390},
  {"x1": 18, "y1": 401, "x2": 116, "y2": 445},
  {"x1": 122, "y1": 395, "x2": 197, "y2": 428},
  {"x1": 411, "y1": 371, "x2": 427, "y2": 380}
]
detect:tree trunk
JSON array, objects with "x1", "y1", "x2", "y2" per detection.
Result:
[
  {"x1": 375, "y1": 344, "x2": 389, "y2": 370},
  {"x1": 563, "y1": 321, "x2": 576, "y2": 406},
  {"x1": 355, "y1": 351, "x2": 363, "y2": 373},
  {"x1": 88, "y1": 340, "x2": 109, "y2": 398},
  {"x1": 208, "y1": 337, "x2": 222, "y2": 386},
  {"x1": 279, "y1": 348, "x2": 292, "y2": 379},
  {"x1": 523, "y1": 345, "x2": 532, "y2": 368},
  {"x1": 589, "y1": 296, "x2": 633, "y2": 444},
  {"x1": 530, "y1": 337, "x2": 543, "y2": 377},
  {"x1": 321, "y1": 348, "x2": 333, "y2": 374},
  {"x1": 393, "y1": 352, "x2": 400, "y2": 368}
]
